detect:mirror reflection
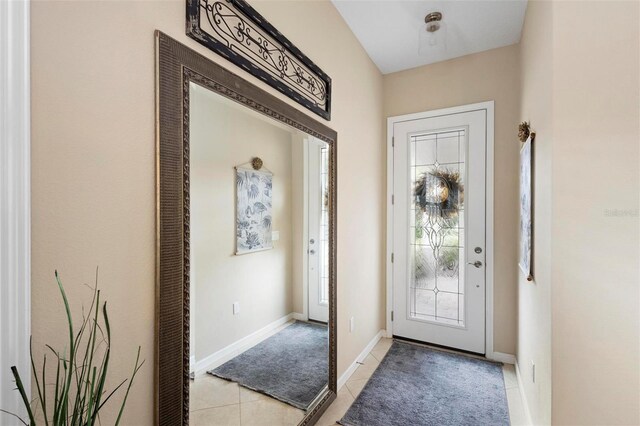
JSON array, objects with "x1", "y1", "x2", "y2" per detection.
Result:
[{"x1": 188, "y1": 82, "x2": 330, "y2": 425}]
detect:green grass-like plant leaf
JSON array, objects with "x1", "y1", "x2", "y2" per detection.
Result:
[{"x1": 3, "y1": 269, "x2": 144, "y2": 425}]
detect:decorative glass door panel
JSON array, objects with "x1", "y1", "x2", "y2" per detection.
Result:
[
  {"x1": 309, "y1": 139, "x2": 329, "y2": 322},
  {"x1": 319, "y1": 146, "x2": 330, "y2": 306},
  {"x1": 409, "y1": 130, "x2": 466, "y2": 326}
]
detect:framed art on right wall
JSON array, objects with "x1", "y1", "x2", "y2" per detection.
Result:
[{"x1": 519, "y1": 134, "x2": 534, "y2": 281}]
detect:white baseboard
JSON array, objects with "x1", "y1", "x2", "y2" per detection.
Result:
[
  {"x1": 292, "y1": 312, "x2": 307, "y2": 321},
  {"x1": 337, "y1": 329, "x2": 385, "y2": 390},
  {"x1": 194, "y1": 313, "x2": 296, "y2": 375},
  {"x1": 515, "y1": 360, "x2": 533, "y2": 425},
  {"x1": 487, "y1": 351, "x2": 516, "y2": 364}
]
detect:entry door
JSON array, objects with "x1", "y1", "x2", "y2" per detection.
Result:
[
  {"x1": 308, "y1": 140, "x2": 329, "y2": 322},
  {"x1": 392, "y1": 109, "x2": 486, "y2": 354}
]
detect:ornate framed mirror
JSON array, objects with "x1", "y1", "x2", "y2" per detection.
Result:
[{"x1": 155, "y1": 31, "x2": 337, "y2": 425}]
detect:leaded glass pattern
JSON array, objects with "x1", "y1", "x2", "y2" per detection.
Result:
[
  {"x1": 409, "y1": 130, "x2": 466, "y2": 326},
  {"x1": 319, "y1": 146, "x2": 329, "y2": 305}
]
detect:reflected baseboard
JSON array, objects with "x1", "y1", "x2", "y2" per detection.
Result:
[
  {"x1": 192, "y1": 312, "x2": 305, "y2": 376},
  {"x1": 292, "y1": 312, "x2": 308, "y2": 322},
  {"x1": 337, "y1": 329, "x2": 385, "y2": 390}
]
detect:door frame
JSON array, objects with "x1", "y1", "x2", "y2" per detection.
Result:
[
  {"x1": 306, "y1": 138, "x2": 330, "y2": 323},
  {"x1": 385, "y1": 101, "x2": 496, "y2": 358},
  {"x1": 1, "y1": 0, "x2": 32, "y2": 423}
]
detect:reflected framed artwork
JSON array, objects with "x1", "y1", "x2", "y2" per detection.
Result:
[{"x1": 235, "y1": 166, "x2": 273, "y2": 254}]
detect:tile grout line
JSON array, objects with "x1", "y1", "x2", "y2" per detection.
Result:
[{"x1": 190, "y1": 401, "x2": 241, "y2": 413}]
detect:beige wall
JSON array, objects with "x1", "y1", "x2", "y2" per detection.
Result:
[
  {"x1": 31, "y1": 1, "x2": 385, "y2": 424},
  {"x1": 550, "y1": 1, "x2": 640, "y2": 424},
  {"x1": 190, "y1": 85, "x2": 295, "y2": 361},
  {"x1": 518, "y1": 1, "x2": 553, "y2": 424},
  {"x1": 383, "y1": 44, "x2": 521, "y2": 355},
  {"x1": 519, "y1": 1, "x2": 640, "y2": 424}
]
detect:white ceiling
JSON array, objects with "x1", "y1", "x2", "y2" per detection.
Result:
[{"x1": 332, "y1": 0, "x2": 528, "y2": 74}]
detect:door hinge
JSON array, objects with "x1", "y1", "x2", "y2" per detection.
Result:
[
  {"x1": 391, "y1": 194, "x2": 394, "y2": 205},
  {"x1": 391, "y1": 253, "x2": 394, "y2": 263},
  {"x1": 391, "y1": 311, "x2": 394, "y2": 321},
  {"x1": 392, "y1": 136, "x2": 395, "y2": 147}
]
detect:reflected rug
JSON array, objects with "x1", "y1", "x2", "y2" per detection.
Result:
[
  {"x1": 209, "y1": 321, "x2": 328, "y2": 410},
  {"x1": 340, "y1": 341, "x2": 510, "y2": 426}
]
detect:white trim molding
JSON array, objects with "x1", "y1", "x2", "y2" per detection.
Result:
[
  {"x1": 337, "y1": 329, "x2": 384, "y2": 390},
  {"x1": 385, "y1": 101, "x2": 495, "y2": 357},
  {"x1": 0, "y1": 0, "x2": 31, "y2": 423},
  {"x1": 515, "y1": 361, "x2": 534, "y2": 425},
  {"x1": 292, "y1": 312, "x2": 307, "y2": 322},
  {"x1": 488, "y1": 351, "x2": 516, "y2": 365}
]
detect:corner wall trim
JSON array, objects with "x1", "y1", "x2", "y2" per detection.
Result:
[
  {"x1": 337, "y1": 330, "x2": 384, "y2": 390},
  {"x1": 292, "y1": 312, "x2": 307, "y2": 322},
  {"x1": 487, "y1": 351, "x2": 516, "y2": 365},
  {"x1": 0, "y1": 0, "x2": 31, "y2": 424},
  {"x1": 193, "y1": 313, "x2": 298, "y2": 375},
  {"x1": 515, "y1": 360, "x2": 534, "y2": 425}
]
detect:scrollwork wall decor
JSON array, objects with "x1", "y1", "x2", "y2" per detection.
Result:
[{"x1": 187, "y1": 0, "x2": 332, "y2": 120}]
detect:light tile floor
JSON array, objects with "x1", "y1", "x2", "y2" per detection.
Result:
[
  {"x1": 189, "y1": 375, "x2": 305, "y2": 426},
  {"x1": 190, "y1": 337, "x2": 528, "y2": 426}
]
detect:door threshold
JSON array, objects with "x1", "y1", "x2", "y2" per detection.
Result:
[
  {"x1": 392, "y1": 335, "x2": 486, "y2": 359},
  {"x1": 307, "y1": 319, "x2": 328, "y2": 326}
]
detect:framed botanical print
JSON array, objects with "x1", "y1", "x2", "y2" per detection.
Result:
[{"x1": 235, "y1": 166, "x2": 273, "y2": 254}]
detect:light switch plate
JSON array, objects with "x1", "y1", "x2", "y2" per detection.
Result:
[
  {"x1": 233, "y1": 302, "x2": 240, "y2": 315},
  {"x1": 272, "y1": 231, "x2": 280, "y2": 241}
]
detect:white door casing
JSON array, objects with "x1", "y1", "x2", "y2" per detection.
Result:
[
  {"x1": 386, "y1": 102, "x2": 495, "y2": 356},
  {"x1": 0, "y1": 0, "x2": 31, "y2": 423}
]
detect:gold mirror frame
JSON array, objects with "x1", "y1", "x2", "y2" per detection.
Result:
[{"x1": 155, "y1": 31, "x2": 337, "y2": 425}]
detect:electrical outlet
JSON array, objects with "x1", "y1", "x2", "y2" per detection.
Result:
[
  {"x1": 349, "y1": 317, "x2": 355, "y2": 333},
  {"x1": 233, "y1": 302, "x2": 240, "y2": 315},
  {"x1": 531, "y1": 361, "x2": 536, "y2": 383}
]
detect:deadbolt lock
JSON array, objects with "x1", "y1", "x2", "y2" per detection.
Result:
[{"x1": 474, "y1": 247, "x2": 482, "y2": 254}]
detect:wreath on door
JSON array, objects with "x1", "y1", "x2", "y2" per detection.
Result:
[{"x1": 413, "y1": 169, "x2": 464, "y2": 219}]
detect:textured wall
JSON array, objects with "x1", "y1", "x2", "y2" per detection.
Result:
[{"x1": 551, "y1": 1, "x2": 639, "y2": 423}]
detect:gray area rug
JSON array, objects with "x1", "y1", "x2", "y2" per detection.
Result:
[
  {"x1": 209, "y1": 321, "x2": 328, "y2": 410},
  {"x1": 340, "y1": 341, "x2": 510, "y2": 426}
]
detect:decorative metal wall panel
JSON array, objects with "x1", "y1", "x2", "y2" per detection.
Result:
[{"x1": 187, "y1": 0, "x2": 332, "y2": 120}]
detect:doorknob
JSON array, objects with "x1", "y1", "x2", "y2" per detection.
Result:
[{"x1": 468, "y1": 261, "x2": 483, "y2": 268}]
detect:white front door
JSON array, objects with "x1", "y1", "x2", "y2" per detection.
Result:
[
  {"x1": 308, "y1": 140, "x2": 329, "y2": 323},
  {"x1": 392, "y1": 107, "x2": 488, "y2": 354}
]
